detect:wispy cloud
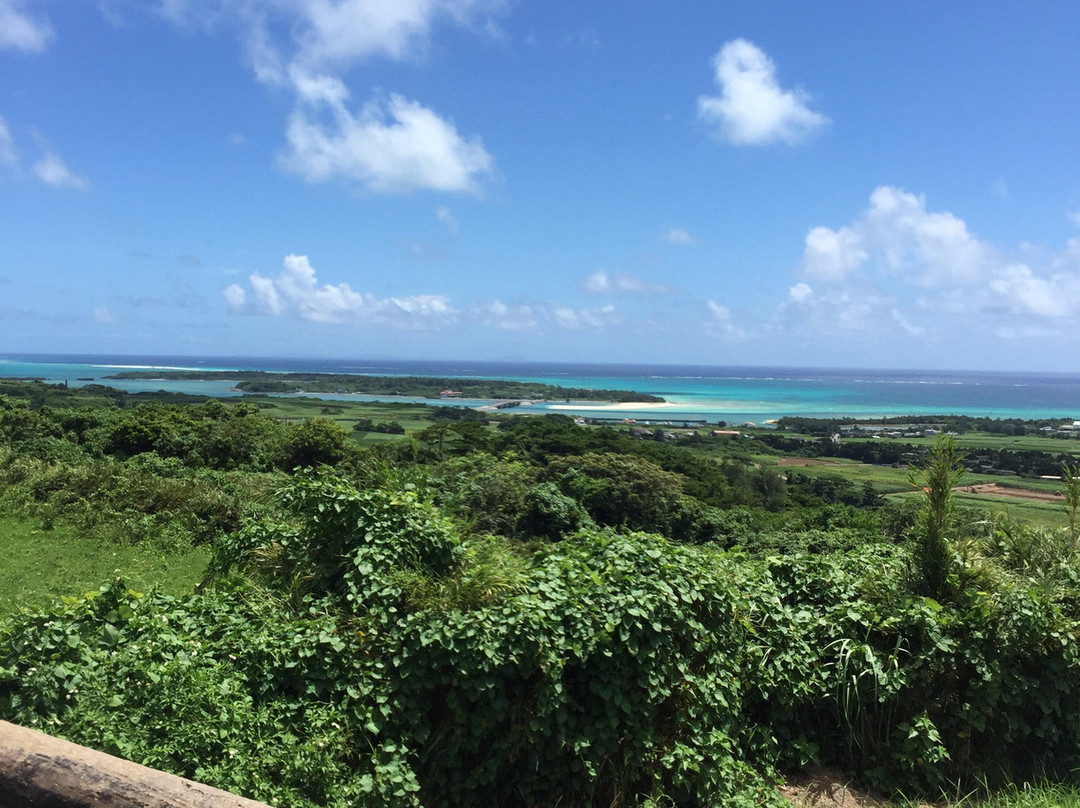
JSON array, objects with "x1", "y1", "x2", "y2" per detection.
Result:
[
  {"x1": 437, "y1": 205, "x2": 460, "y2": 236},
  {"x1": 583, "y1": 269, "x2": 670, "y2": 296},
  {"x1": 0, "y1": 0, "x2": 54, "y2": 53},
  {"x1": 705, "y1": 300, "x2": 746, "y2": 339},
  {"x1": 663, "y1": 227, "x2": 698, "y2": 246},
  {"x1": 698, "y1": 39, "x2": 828, "y2": 146},
  {"x1": 473, "y1": 300, "x2": 539, "y2": 331},
  {"x1": 0, "y1": 115, "x2": 16, "y2": 168},
  {"x1": 33, "y1": 152, "x2": 91, "y2": 191},
  {"x1": 92, "y1": 304, "x2": 117, "y2": 325}
]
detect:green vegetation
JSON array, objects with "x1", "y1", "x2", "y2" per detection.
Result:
[
  {"x1": 104, "y1": 369, "x2": 667, "y2": 403},
  {"x1": 3, "y1": 381, "x2": 1080, "y2": 806},
  {"x1": 0, "y1": 517, "x2": 209, "y2": 614}
]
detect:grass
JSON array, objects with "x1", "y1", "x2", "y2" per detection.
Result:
[
  {"x1": 886, "y1": 491, "x2": 1072, "y2": 529},
  {"x1": 0, "y1": 516, "x2": 210, "y2": 616},
  {"x1": 940, "y1": 782, "x2": 1080, "y2": 807}
]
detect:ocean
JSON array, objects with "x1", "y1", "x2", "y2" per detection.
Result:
[{"x1": 2, "y1": 353, "x2": 1079, "y2": 424}]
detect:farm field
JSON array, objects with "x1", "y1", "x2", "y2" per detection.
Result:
[
  {"x1": 763, "y1": 455, "x2": 1073, "y2": 527},
  {"x1": 773, "y1": 429, "x2": 1080, "y2": 455}
]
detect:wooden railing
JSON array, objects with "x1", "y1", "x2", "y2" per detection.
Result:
[{"x1": 0, "y1": 720, "x2": 274, "y2": 808}]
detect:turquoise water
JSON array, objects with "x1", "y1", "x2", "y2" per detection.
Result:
[{"x1": 2, "y1": 353, "x2": 1079, "y2": 423}]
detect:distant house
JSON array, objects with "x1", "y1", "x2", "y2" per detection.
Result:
[
  {"x1": 440, "y1": 390, "x2": 463, "y2": 398},
  {"x1": 712, "y1": 430, "x2": 741, "y2": 437}
]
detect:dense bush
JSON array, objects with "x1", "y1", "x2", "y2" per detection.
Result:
[{"x1": 4, "y1": 468, "x2": 1080, "y2": 807}]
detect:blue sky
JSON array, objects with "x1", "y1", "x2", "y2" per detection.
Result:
[{"x1": 1, "y1": 1, "x2": 1079, "y2": 370}]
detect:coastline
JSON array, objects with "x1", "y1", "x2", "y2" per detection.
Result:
[{"x1": 2, "y1": 354, "x2": 1080, "y2": 422}]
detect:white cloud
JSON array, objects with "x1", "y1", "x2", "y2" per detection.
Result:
[
  {"x1": 698, "y1": 39, "x2": 828, "y2": 146},
  {"x1": 280, "y1": 90, "x2": 493, "y2": 193},
  {"x1": 705, "y1": 300, "x2": 746, "y2": 339},
  {"x1": 787, "y1": 282, "x2": 813, "y2": 303},
  {"x1": 225, "y1": 256, "x2": 627, "y2": 335},
  {"x1": 222, "y1": 283, "x2": 246, "y2": 311},
  {"x1": 802, "y1": 225, "x2": 867, "y2": 281},
  {"x1": 0, "y1": 0, "x2": 53, "y2": 52},
  {"x1": 473, "y1": 300, "x2": 538, "y2": 331},
  {"x1": 801, "y1": 186, "x2": 991, "y2": 287},
  {"x1": 984, "y1": 264, "x2": 1080, "y2": 319},
  {"x1": 289, "y1": 0, "x2": 499, "y2": 70},
  {"x1": 33, "y1": 152, "x2": 91, "y2": 190},
  {"x1": 105, "y1": 1, "x2": 503, "y2": 195},
  {"x1": 890, "y1": 308, "x2": 925, "y2": 337},
  {"x1": 583, "y1": 269, "x2": 670, "y2": 296},
  {"x1": 779, "y1": 285, "x2": 907, "y2": 335},
  {"x1": 552, "y1": 303, "x2": 620, "y2": 331},
  {"x1": 1069, "y1": 210, "x2": 1080, "y2": 228},
  {"x1": 224, "y1": 253, "x2": 458, "y2": 329},
  {"x1": 663, "y1": 227, "x2": 698, "y2": 246},
  {"x1": 788, "y1": 186, "x2": 1080, "y2": 343},
  {"x1": 436, "y1": 205, "x2": 459, "y2": 236},
  {"x1": 0, "y1": 116, "x2": 16, "y2": 167}
]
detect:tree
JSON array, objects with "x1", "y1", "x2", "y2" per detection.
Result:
[
  {"x1": 283, "y1": 418, "x2": 351, "y2": 469},
  {"x1": 1064, "y1": 463, "x2": 1080, "y2": 552},
  {"x1": 542, "y1": 453, "x2": 684, "y2": 535},
  {"x1": 909, "y1": 435, "x2": 965, "y2": 598}
]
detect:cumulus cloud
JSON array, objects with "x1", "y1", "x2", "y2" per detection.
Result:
[
  {"x1": 280, "y1": 89, "x2": 493, "y2": 193},
  {"x1": 788, "y1": 186, "x2": 1080, "y2": 342},
  {"x1": 0, "y1": 0, "x2": 53, "y2": 52},
  {"x1": 801, "y1": 225, "x2": 867, "y2": 281},
  {"x1": 112, "y1": 1, "x2": 503, "y2": 194},
  {"x1": 698, "y1": 39, "x2": 828, "y2": 146},
  {"x1": 983, "y1": 264, "x2": 1080, "y2": 319},
  {"x1": 224, "y1": 253, "x2": 458, "y2": 329},
  {"x1": 224, "y1": 254, "x2": 626, "y2": 335},
  {"x1": 787, "y1": 282, "x2": 813, "y2": 303},
  {"x1": 249, "y1": 1, "x2": 499, "y2": 193},
  {"x1": 583, "y1": 270, "x2": 670, "y2": 296},
  {"x1": 663, "y1": 227, "x2": 698, "y2": 245},
  {"x1": 33, "y1": 152, "x2": 91, "y2": 190},
  {"x1": 801, "y1": 186, "x2": 990, "y2": 287}
]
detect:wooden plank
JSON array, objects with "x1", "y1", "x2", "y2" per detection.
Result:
[{"x1": 0, "y1": 721, "x2": 274, "y2": 808}]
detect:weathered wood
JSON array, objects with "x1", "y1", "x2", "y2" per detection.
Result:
[{"x1": 0, "y1": 721, "x2": 274, "y2": 808}]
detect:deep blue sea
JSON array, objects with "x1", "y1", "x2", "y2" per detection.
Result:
[{"x1": 2, "y1": 353, "x2": 1079, "y2": 424}]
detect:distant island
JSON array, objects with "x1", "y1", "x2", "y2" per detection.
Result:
[{"x1": 103, "y1": 370, "x2": 666, "y2": 403}]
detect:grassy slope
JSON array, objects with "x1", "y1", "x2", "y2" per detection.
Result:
[{"x1": 0, "y1": 516, "x2": 209, "y2": 616}]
